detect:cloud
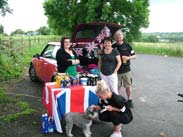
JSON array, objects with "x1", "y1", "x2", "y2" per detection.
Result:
[
  {"x1": 0, "y1": 0, "x2": 47, "y2": 34},
  {"x1": 143, "y1": 0, "x2": 183, "y2": 32}
]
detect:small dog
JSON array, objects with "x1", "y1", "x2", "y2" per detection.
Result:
[{"x1": 64, "y1": 107, "x2": 98, "y2": 137}]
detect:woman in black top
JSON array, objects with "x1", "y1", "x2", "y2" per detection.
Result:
[
  {"x1": 98, "y1": 37, "x2": 121, "y2": 94},
  {"x1": 91, "y1": 80, "x2": 133, "y2": 137},
  {"x1": 56, "y1": 37, "x2": 79, "y2": 76}
]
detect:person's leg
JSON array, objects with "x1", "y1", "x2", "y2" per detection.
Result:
[
  {"x1": 114, "y1": 124, "x2": 121, "y2": 132},
  {"x1": 100, "y1": 72, "x2": 110, "y2": 86},
  {"x1": 117, "y1": 74, "x2": 123, "y2": 94},
  {"x1": 98, "y1": 111, "x2": 111, "y2": 122},
  {"x1": 122, "y1": 71, "x2": 134, "y2": 108},
  {"x1": 110, "y1": 112, "x2": 122, "y2": 137},
  {"x1": 108, "y1": 73, "x2": 118, "y2": 94},
  {"x1": 126, "y1": 86, "x2": 132, "y2": 100}
]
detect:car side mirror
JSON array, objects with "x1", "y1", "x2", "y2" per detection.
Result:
[{"x1": 33, "y1": 53, "x2": 40, "y2": 59}]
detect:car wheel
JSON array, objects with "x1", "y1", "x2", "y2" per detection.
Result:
[
  {"x1": 51, "y1": 73, "x2": 57, "y2": 82},
  {"x1": 29, "y1": 63, "x2": 38, "y2": 82}
]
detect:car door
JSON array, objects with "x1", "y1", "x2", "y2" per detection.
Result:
[{"x1": 34, "y1": 44, "x2": 58, "y2": 82}]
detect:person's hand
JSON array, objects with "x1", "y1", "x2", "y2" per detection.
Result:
[
  {"x1": 122, "y1": 56, "x2": 130, "y2": 64},
  {"x1": 72, "y1": 59, "x2": 80, "y2": 65},
  {"x1": 113, "y1": 71, "x2": 117, "y2": 75},
  {"x1": 105, "y1": 105, "x2": 113, "y2": 111},
  {"x1": 90, "y1": 105, "x2": 96, "y2": 109},
  {"x1": 122, "y1": 56, "x2": 130, "y2": 60},
  {"x1": 90, "y1": 105, "x2": 101, "y2": 111},
  {"x1": 75, "y1": 59, "x2": 80, "y2": 64}
]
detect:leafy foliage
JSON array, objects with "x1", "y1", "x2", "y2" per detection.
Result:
[
  {"x1": 44, "y1": 0, "x2": 150, "y2": 41},
  {"x1": 0, "y1": 24, "x2": 4, "y2": 34},
  {"x1": 0, "y1": 87, "x2": 10, "y2": 103},
  {"x1": 0, "y1": 35, "x2": 59, "y2": 80},
  {"x1": 37, "y1": 26, "x2": 51, "y2": 35},
  {"x1": 10, "y1": 29, "x2": 25, "y2": 36},
  {"x1": 141, "y1": 32, "x2": 183, "y2": 42},
  {"x1": 0, "y1": 0, "x2": 12, "y2": 16}
]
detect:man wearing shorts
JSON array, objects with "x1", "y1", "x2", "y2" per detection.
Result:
[{"x1": 113, "y1": 30, "x2": 136, "y2": 108}]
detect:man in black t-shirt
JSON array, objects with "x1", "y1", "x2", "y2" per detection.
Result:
[{"x1": 113, "y1": 30, "x2": 136, "y2": 108}]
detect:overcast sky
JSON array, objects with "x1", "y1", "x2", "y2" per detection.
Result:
[{"x1": 0, "y1": 0, "x2": 183, "y2": 34}]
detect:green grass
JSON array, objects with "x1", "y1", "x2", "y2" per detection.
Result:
[
  {"x1": 0, "y1": 35, "x2": 60, "y2": 80},
  {"x1": 0, "y1": 87, "x2": 10, "y2": 104},
  {"x1": 133, "y1": 42, "x2": 183, "y2": 57},
  {"x1": 0, "y1": 87, "x2": 36, "y2": 122},
  {"x1": 0, "y1": 101, "x2": 36, "y2": 122},
  {"x1": 1, "y1": 37, "x2": 183, "y2": 80}
]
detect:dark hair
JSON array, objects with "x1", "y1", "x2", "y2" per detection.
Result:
[
  {"x1": 102, "y1": 36, "x2": 113, "y2": 44},
  {"x1": 60, "y1": 36, "x2": 70, "y2": 49}
]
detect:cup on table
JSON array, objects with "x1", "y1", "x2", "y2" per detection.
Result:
[{"x1": 80, "y1": 77, "x2": 88, "y2": 86}]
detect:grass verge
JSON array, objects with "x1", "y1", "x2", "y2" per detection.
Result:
[
  {"x1": 0, "y1": 87, "x2": 36, "y2": 122},
  {"x1": 133, "y1": 42, "x2": 183, "y2": 57}
]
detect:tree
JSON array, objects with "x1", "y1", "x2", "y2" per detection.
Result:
[
  {"x1": 44, "y1": 0, "x2": 149, "y2": 41},
  {"x1": 0, "y1": 24, "x2": 3, "y2": 34},
  {"x1": 10, "y1": 29, "x2": 25, "y2": 36},
  {"x1": 37, "y1": 26, "x2": 51, "y2": 35},
  {"x1": 141, "y1": 35, "x2": 159, "y2": 43},
  {"x1": 0, "y1": 0, "x2": 12, "y2": 16}
]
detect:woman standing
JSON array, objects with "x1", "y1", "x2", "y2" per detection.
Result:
[
  {"x1": 56, "y1": 37, "x2": 80, "y2": 76},
  {"x1": 98, "y1": 36, "x2": 121, "y2": 94},
  {"x1": 91, "y1": 80, "x2": 133, "y2": 137}
]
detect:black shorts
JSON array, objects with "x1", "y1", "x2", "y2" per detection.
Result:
[{"x1": 99, "y1": 109, "x2": 133, "y2": 126}]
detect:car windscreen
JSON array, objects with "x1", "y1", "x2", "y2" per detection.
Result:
[{"x1": 42, "y1": 44, "x2": 60, "y2": 59}]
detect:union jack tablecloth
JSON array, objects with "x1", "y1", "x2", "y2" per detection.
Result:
[{"x1": 42, "y1": 82, "x2": 99, "y2": 133}]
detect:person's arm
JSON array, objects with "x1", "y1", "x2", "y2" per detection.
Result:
[
  {"x1": 72, "y1": 49, "x2": 80, "y2": 64},
  {"x1": 127, "y1": 45, "x2": 136, "y2": 60},
  {"x1": 106, "y1": 94, "x2": 127, "y2": 112},
  {"x1": 113, "y1": 48, "x2": 121, "y2": 74},
  {"x1": 59, "y1": 50, "x2": 79, "y2": 65},
  {"x1": 114, "y1": 55, "x2": 121, "y2": 74},
  {"x1": 98, "y1": 55, "x2": 102, "y2": 72},
  {"x1": 104, "y1": 105, "x2": 124, "y2": 112},
  {"x1": 127, "y1": 53, "x2": 136, "y2": 60},
  {"x1": 90, "y1": 105, "x2": 102, "y2": 111}
]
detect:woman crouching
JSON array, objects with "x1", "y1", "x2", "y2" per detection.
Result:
[{"x1": 91, "y1": 80, "x2": 133, "y2": 137}]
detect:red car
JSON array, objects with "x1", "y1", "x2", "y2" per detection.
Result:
[
  {"x1": 29, "y1": 42, "x2": 60, "y2": 82},
  {"x1": 29, "y1": 22, "x2": 121, "y2": 82}
]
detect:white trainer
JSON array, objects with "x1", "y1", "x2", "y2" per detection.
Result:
[{"x1": 110, "y1": 131, "x2": 122, "y2": 137}]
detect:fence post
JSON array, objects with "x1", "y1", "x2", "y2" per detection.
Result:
[
  {"x1": 28, "y1": 37, "x2": 31, "y2": 48},
  {"x1": 9, "y1": 37, "x2": 13, "y2": 47}
]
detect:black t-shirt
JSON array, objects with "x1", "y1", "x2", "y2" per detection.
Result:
[
  {"x1": 100, "y1": 48, "x2": 120, "y2": 75},
  {"x1": 98, "y1": 92, "x2": 130, "y2": 113},
  {"x1": 113, "y1": 43, "x2": 135, "y2": 73}
]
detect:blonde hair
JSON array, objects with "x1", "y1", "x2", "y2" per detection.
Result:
[
  {"x1": 95, "y1": 80, "x2": 110, "y2": 94},
  {"x1": 114, "y1": 29, "x2": 123, "y2": 39}
]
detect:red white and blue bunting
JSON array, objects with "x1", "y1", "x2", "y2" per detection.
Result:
[{"x1": 73, "y1": 26, "x2": 111, "y2": 56}]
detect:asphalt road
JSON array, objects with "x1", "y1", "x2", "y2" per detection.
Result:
[
  {"x1": 2, "y1": 54, "x2": 183, "y2": 137},
  {"x1": 124, "y1": 54, "x2": 183, "y2": 137},
  {"x1": 50, "y1": 54, "x2": 183, "y2": 137}
]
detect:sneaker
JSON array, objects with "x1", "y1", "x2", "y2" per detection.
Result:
[
  {"x1": 110, "y1": 131, "x2": 122, "y2": 137},
  {"x1": 128, "y1": 100, "x2": 134, "y2": 108}
]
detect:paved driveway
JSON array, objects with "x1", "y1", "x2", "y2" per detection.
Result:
[
  {"x1": 2, "y1": 54, "x2": 183, "y2": 137},
  {"x1": 122, "y1": 54, "x2": 183, "y2": 137},
  {"x1": 63, "y1": 54, "x2": 183, "y2": 137}
]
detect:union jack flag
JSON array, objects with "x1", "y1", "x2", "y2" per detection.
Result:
[{"x1": 42, "y1": 82, "x2": 99, "y2": 133}]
